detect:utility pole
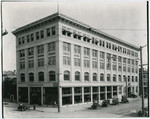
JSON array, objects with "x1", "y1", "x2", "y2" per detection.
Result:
[
  {"x1": 140, "y1": 46, "x2": 145, "y2": 116},
  {"x1": 57, "y1": 70, "x2": 61, "y2": 113}
]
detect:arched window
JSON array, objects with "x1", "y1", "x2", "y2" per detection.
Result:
[
  {"x1": 128, "y1": 76, "x2": 130, "y2": 82},
  {"x1": 135, "y1": 76, "x2": 138, "y2": 82},
  {"x1": 84, "y1": 72, "x2": 89, "y2": 81},
  {"x1": 29, "y1": 73, "x2": 34, "y2": 82},
  {"x1": 39, "y1": 72, "x2": 44, "y2": 81},
  {"x1": 75, "y1": 71, "x2": 80, "y2": 81},
  {"x1": 107, "y1": 74, "x2": 110, "y2": 81},
  {"x1": 100, "y1": 73, "x2": 104, "y2": 81},
  {"x1": 132, "y1": 76, "x2": 134, "y2": 82},
  {"x1": 113, "y1": 74, "x2": 116, "y2": 82},
  {"x1": 93, "y1": 73, "x2": 97, "y2": 81},
  {"x1": 118, "y1": 75, "x2": 122, "y2": 82},
  {"x1": 49, "y1": 71, "x2": 56, "y2": 81},
  {"x1": 123, "y1": 75, "x2": 126, "y2": 82},
  {"x1": 20, "y1": 73, "x2": 25, "y2": 82},
  {"x1": 64, "y1": 71, "x2": 70, "y2": 81}
]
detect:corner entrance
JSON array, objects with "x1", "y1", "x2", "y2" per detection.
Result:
[{"x1": 43, "y1": 87, "x2": 58, "y2": 106}]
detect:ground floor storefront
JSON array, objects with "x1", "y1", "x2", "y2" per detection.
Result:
[{"x1": 17, "y1": 85, "x2": 138, "y2": 107}]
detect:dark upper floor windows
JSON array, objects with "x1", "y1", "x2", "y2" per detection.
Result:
[
  {"x1": 48, "y1": 42, "x2": 55, "y2": 52},
  {"x1": 63, "y1": 42, "x2": 70, "y2": 52},
  {"x1": 36, "y1": 31, "x2": 40, "y2": 40},
  {"x1": 28, "y1": 47, "x2": 34, "y2": 56},
  {"x1": 20, "y1": 49, "x2": 25, "y2": 57},
  {"x1": 37, "y1": 45, "x2": 44, "y2": 54},
  {"x1": 40, "y1": 30, "x2": 44, "y2": 39},
  {"x1": 47, "y1": 28, "x2": 50, "y2": 37},
  {"x1": 52, "y1": 26, "x2": 56, "y2": 35},
  {"x1": 84, "y1": 47, "x2": 90, "y2": 56}
]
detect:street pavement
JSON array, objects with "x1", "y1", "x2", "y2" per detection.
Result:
[{"x1": 3, "y1": 97, "x2": 148, "y2": 118}]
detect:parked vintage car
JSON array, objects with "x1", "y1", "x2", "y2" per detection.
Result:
[
  {"x1": 121, "y1": 96, "x2": 129, "y2": 103},
  {"x1": 91, "y1": 101, "x2": 100, "y2": 109},
  {"x1": 102, "y1": 100, "x2": 110, "y2": 107},
  {"x1": 112, "y1": 97, "x2": 119, "y2": 105},
  {"x1": 17, "y1": 103, "x2": 30, "y2": 111}
]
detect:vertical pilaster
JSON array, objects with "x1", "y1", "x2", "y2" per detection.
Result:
[
  {"x1": 70, "y1": 44, "x2": 74, "y2": 82},
  {"x1": 82, "y1": 87, "x2": 84, "y2": 103},
  {"x1": 28, "y1": 87, "x2": 30, "y2": 104},
  {"x1": 41, "y1": 87, "x2": 43, "y2": 105},
  {"x1": 98, "y1": 86, "x2": 100, "y2": 100},
  {"x1": 97, "y1": 51, "x2": 100, "y2": 82},
  {"x1": 25, "y1": 49, "x2": 28, "y2": 82},
  {"x1": 91, "y1": 87, "x2": 93, "y2": 102},
  {"x1": 34, "y1": 47, "x2": 37, "y2": 82},
  {"x1": 44, "y1": 44, "x2": 48, "y2": 82},
  {"x1": 81, "y1": 47, "x2": 84, "y2": 82},
  {"x1": 105, "y1": 86, "x2": 107, "y2": 99},
  {"x1": 89, "y1": 49, "x2": 92, "y2": 82},
  {"x1": 60, "y1": 87, "x2": 62, "y2": 107},
  {"x1": 72, "y1": 87, "x2": 74, "y2": 105},
  {"x1": 111, "y1": 86, "x2": 113, "y2": 98}
]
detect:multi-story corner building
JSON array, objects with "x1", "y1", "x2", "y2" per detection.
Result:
[
  {"x1": 139, "y1": 68, "x2": 148, "y2": 97},
  {"x1": 12, "y1": 12, "x2": 139, "y2": 108}
]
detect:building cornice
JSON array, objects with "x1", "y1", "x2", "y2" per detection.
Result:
[{"x1": 12, "y1": 12, "x2": 140, "y2": 51}]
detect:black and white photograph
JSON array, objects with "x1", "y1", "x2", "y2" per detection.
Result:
[{"x1": 1, "y1": 1, "x2": 149, "y2": 118}]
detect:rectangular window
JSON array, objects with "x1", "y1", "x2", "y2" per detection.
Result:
[
  {"x1": 18, "y1": 38, "x2": 21, "y2": 45},
  {"x1": 128, "y1": 67, "x2": 130, "y2": 72},
  {"x1": 74, "y1": 45, "x2": 81, "y2": 54},
  {"x1": 48, "y1": 56, "x2": 56, "y2": 65},
  {"x1": 123, "y1": 65, "x2": 126, "y2": 72},
  {"x1": 48, "y1": 42, "x2": 55, "y2": 52},
  {"x1": 92, "y1": 49, "x2": 97, "y2": 57},
  {"x1": 40, "y1": 30, "x2": 44, "y2": 38},
  {"x1": 84, "y1": 60, "x2": 89, "y2": 67},
  {"x1": 113, "y1": 64, "x2": 116, "y2": 70},
  {"x1": 100, "y1": 51, "x2": 105, "y2": 59},
  {"x1": 28, "y1": 60, "x2": 34, "y2": 68},
  {"x1": 22, "y1": 37, "x2": 25, "y2": 44},
  {"x1": 38, "y1": 58, "x2": 44, "y2": 67},
  {"x1": 92, "y1": 61, "x2": 97, "y2": 68},
  {"x1": 52, "y1": 26, "x2": 56, "y2": 35},
  {"x1": 37, "y1": 45, "x2": 44, "y2": 54},
  {"x1": 31, "y1": 34, "x2": 34, "y2": 41},
  {"x1": 123, "y1": 58, "x2": 126, "y2": 63},
  {"x1": 20, "y1": 61, "x2": 25, "y2": 69},
  {"x1": 47, "y1": 28, "x2": 50, "y2": 36},
  {"x1": 28, "y1": 47, "x2": 34, "y2": 56},
  {"x1": 27, "y1": 35, "x2": 30, "y2": 42},
  {"x1": 63, "y1": 42, "x2": 70, "y2": 52},
  {"x1": 118, "y1": 56, "x2": 122, "y2": 62},
  {"x1": 20, "y1": 50, "x2": 25, "y2": 57},
  {"x1": 84, "y1": 47, "x2": 90, "y2": 56},
  {"x1": 100, "y1": 62, "x2": 105, "y2": 69},
  {"x1": 63, "y1": 56, "x2": 70, "y2": 65},
  {"x1": 132, "y1": 67, "x2": 134, "y2": 73},
  {"x1": 36, "y1": 31, "x2": 39, "y2": 40},
  {"x1": 132, "y1": 59, "x2": 134, "y2": 65},
  {"x1": 118, "y1": 65, "x2": 122, "y2": 71},
  {"x1": 128, "y1": 59, "x2": 130, "y2": 64},
  {"x1": 74, "y1": 58, "x2": 80, "y2": 66}
]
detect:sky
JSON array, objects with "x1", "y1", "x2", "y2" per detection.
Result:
[{"x1": 1, "y1": 1, "x2": 148, "y2": 71}]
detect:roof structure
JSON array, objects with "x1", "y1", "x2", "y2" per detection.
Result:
[{"x1": 12, "y1": 12, "x2": 140, "y2": 51}]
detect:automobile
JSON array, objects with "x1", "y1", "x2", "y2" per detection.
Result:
[
  {"x1": 112, "y1": 98, "x2": 119, "y2": 105},
  {"x1": 138, "y1": 107, "x2": 148, "y2": 117},
  {"x1": 91, "y1": 100, "x2": 100, "y2": 109},
  {"x1": 17, "y1": 103, "x2": 30, "y2": 111},
  {"x1": 121, "y1": 96, "x2": 129, "y2": 103},
  {"x1": 102, "y1": 100, "x2": 110, "y2": 107}
]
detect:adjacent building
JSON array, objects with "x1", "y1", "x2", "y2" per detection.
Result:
[{"x1": 12, "y1": 12, "x2": 139, "y2": 108}]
